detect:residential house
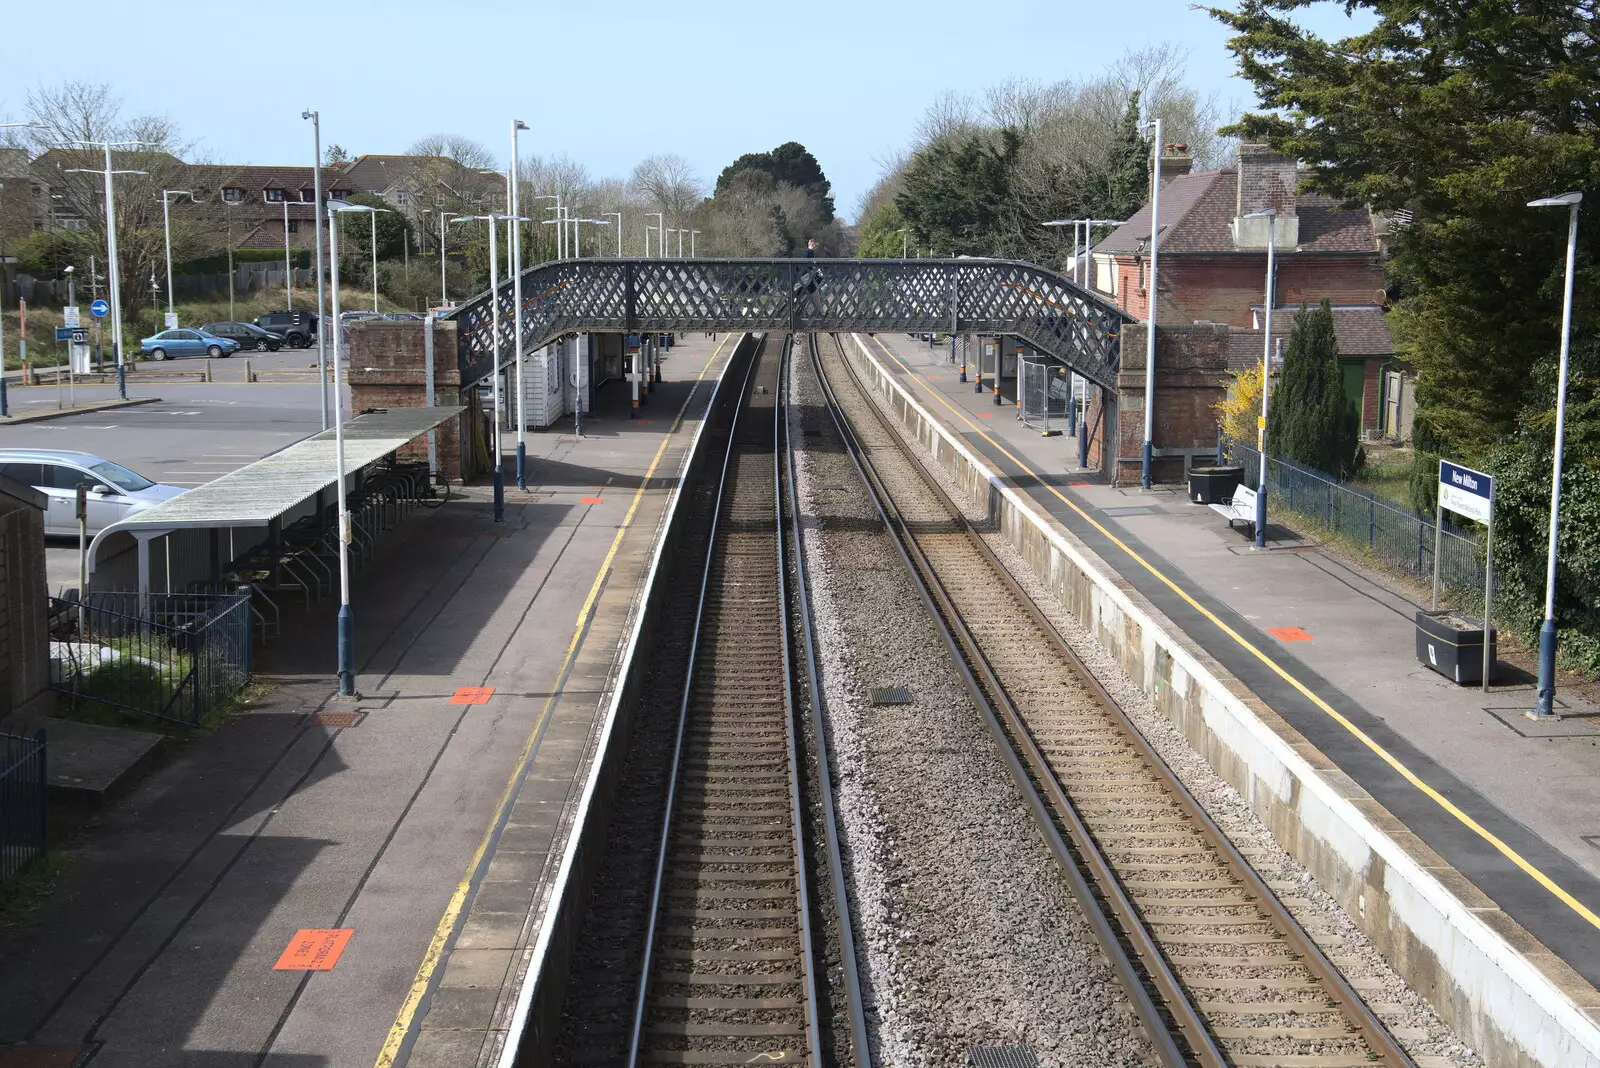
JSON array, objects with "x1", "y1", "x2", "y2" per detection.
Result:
[{"x1": 1091, "y1": 143, "x2": 1396, "y2": 435}]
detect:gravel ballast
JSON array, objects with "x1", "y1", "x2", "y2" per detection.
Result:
[{"x1": 787, "y1": 344, "x2": 1154, "y2": 1067}]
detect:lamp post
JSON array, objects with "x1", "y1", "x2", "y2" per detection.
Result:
[
  {"x1": 283, "y1": 197, "x2": 293, "y2": 309},
  {"x1": 157, "y1": 190, "x2": 195, "y2": 325},
  {"x1": 451, "y1": 211, "x2": 527, "y2": 523},
  {"x1": 552, "y1": 217, "x2": 609, "y2": 259},
  {"x1": 606, "y1": 211, "x2": 623, "y2": 256},
  {"x1": 65, "y1": 139, "x2": 153, "y2": 401},
  {"x1": 324, "y1": 199, "x2": 389, "y2": 698},
  {"x1": 366, "y1": 208, "x2": 393, "y2": 312},
  {"x1": 1244, "y1": 208, "x2": 1277, "y2": 549},
  {"x1": 895, "y1": 227, "x2": 910, "y2": 258},
  {"x1": 435, "y1": 209, "x2": 457, "y2": 305},
  {"x1": 1138, "y1": 116, "x2": 1163, "y2": 489},
  {"x1": 302, "y1": 109, "x2": 329, "y2": 430},
  {"x1": 1526, "y1": 191, "x2": 1583, "y2": 719},
  {"x1": 511, "y1": 118, "x2": 529, "y2": 490},
  {"x1": 645, "y1": 212, "x2": 664, "y2": 257},
  {"x1": 688, "y1": 229, "x2": 700, "y2": 258},
  {"x1": 530, "y1": 195, "x2": 559, "y2": 260}
]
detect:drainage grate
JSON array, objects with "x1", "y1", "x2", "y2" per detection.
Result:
[
  {"x1": 308, "y1": 710, "x2": 367, "y2": 728},
  {"x1": 968, "y1": 1046, "x2": 1039, "y2": 1068},
  {"x1": 869, "y1": 685, "x2": 912, "y2": 706}
]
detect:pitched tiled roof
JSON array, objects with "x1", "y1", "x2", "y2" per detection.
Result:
[
  {"x1": 1094, "y1": 169, "x2": 1378, "y2": 257},
  {"x1": 1224, "y1": 305, "x2": 1395, "y2": 371}
]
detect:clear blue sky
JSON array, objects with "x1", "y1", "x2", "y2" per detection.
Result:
[{"x1": 1, "y1": 1, "x2": 1373, "y2": 221}]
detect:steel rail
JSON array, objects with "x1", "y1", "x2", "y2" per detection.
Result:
[
  {"x1": 780, "y1": 336, "x2": 875, "y2": 1067},
  {"x1": 814, "y1": 331, "x2": 1418, "y2": 1068}
]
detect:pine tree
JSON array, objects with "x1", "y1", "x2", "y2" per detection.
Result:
[
  {"x1": 1085, "y1": 92, "x2": 1150, "y2": 223},
  {"x1": 1266, "y1": 301, "x2": 1361, "y2": 477}
]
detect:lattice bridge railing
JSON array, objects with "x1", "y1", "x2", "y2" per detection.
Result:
[{"x1": 442, "y1": 258, "x2": 1131, "y2": 389}]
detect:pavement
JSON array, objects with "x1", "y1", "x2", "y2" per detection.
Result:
[
  {"x1": 862, "y1": 330, "x2": 1600, "y2": 993},
  {"x1": 0, "y1": 334, "x2": 735, "y2": 1068}
]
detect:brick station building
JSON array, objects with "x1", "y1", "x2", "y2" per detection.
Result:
[{"x1": 1089, "y1": 142, "x2": 1396, "y2": 436}]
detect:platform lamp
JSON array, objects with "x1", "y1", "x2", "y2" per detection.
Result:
[
  {"x1": 511, "y1": 118, "x2": 530, "y2": 491},
  {"x1": 302, "y1": 108, "x2": 329, "y2": 430},
  {"x1": 605, "y1": 211, "x2": 623, "y2": 256},
  {"x1": 1138, "y1": 115, "x2": 1163, "y2": 489},
  {"x1": 451, "y1": 210, "x2": 528, "y2": 518},
  {"x1": 1526, "y1": 191, "x2": 1583, "y2": 719},
  {"x1": 1243, "y1": 208, "x2": 1278, "y2": 550},
  {"x1": 324, "y1": 199, "x2": 390, "y2": 698}
]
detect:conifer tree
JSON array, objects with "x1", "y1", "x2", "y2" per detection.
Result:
[{"x1": 1266, "y1": 301, "x2": 1361, "y2": 477}]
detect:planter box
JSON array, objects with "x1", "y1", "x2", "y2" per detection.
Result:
[
  {"x1": 1415, "y1": 609, "x2": 1497, "y2": 685},
  {"x1": 1189, "y1": 466, "x2": 1244, "y2": 505}
]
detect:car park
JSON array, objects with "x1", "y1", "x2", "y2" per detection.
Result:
[
  {"x1": 138, "y1": 328, "x2": 241, "y2": 360},
  {"x1": 253, "y1": 310, "x2": 318, "y2": 348},
  {"x1": 200, "y1": 321, "x2": 285, "y2": 351},
  {"x1": 0, "y1": 449, "x2": 185, "y2": 536}
]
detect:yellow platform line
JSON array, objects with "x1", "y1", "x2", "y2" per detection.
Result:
[
  {"x1": 863, "y1": 332, "x2": 1600, "y2": 933},
  {"x1": 374, "y1": 335, "x2": 731, "y2": 1067}
]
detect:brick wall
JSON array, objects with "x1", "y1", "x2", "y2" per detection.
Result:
[
  {"x1": 346, "y1": 319, "x2": 472, "y2": 481},
  {"x1": 1104, "y1": 254, "x2": 1386, "y2": 328},
  {"x1": 1111, "y1": 323, "x2": 1230, "y2": 484},
  {"x1": 1362, "y1": 356, "x2": 1382, "y2": 432},
  {"x1": 0, "y1": 484, "x2": 52, "y2": 717}
]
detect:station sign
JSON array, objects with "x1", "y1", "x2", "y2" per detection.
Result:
[
  {"x1": 62, "y1": 306, "x2": 80, "y2": 327},
  {"x1": 55, "y1": 327, "x2": 88, "y2": 344},
  {"x1": 1439, "y1": 460, "x2": 1493, "y2": 524}
]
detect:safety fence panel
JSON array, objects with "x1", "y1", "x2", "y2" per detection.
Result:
[{"x1": 0, "y1": 730, "x2": 47, "y2": 887}]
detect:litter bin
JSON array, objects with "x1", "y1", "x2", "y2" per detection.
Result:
[
  {"x1": 1415, "y1": 609, "x2": 1497, "y2": 685},
  {"x1": 1188, "y1": 466, "x2": 1244, "y2": 505}
]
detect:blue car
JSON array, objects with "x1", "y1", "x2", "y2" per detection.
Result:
[{"x1": 138, "y1": 328, "x2": 242, "y2": 361}]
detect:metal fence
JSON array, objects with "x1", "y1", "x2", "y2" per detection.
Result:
[
  {"x1": 1220, "y1": 438, "x2": 1490, "y2": 613},
  {"x1": 48, "y1": 591, "x2": 253, "y2": 727},
  {"x1": 1019, "y1": 357, "x2": 1073, "y2": 434},
  {"x1": 1, "y1": 730, "x2": 48, "y2": 886}
]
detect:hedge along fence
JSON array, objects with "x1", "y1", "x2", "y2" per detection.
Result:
[{"x1": 1223, "y1": 437, "x2": 1600, "y2": 675}]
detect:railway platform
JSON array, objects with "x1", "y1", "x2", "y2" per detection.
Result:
[
  {"x1": 856, "y1": 329, "x2": 1600, "y2": 1063},
  {"x1": 0, "y1": 334, "x2": 735, "y2": 1068}
]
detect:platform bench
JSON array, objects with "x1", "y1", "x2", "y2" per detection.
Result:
[{"x1": 1209, "y1": 484, "x2": 1258, "y2": 533}]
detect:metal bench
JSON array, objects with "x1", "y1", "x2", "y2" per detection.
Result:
[{"x1": 1209, "y1": 484, "x2": 1259, "y2": 533}]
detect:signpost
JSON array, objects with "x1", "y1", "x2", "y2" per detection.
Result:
[
  {"x1": 1434, "y1": 460, "x2": 1496, "y2": 691},
  {"x1": 90, "y1": 299, "x2": 110, "y2": 318}
]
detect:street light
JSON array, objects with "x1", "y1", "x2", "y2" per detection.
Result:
[
  {"x1": 895, "y1": 226, "x2": 911, "y2": 259},
  {"x1": 644, "y1": 211, "x2": 664, "y2": 257},
  {"x1": 157, "y1": 190, "x2": 196, "y2": 325},
  {"x1": 283, "y1": 197, "x2": 293, "y2": 309},
  {"x1": 433, "y1": 209, "x2": 457, "y2": 305},
  {"x1": 1138, "y1": 115, "x2": 1163, "y2": 490},
  {"x1": 511, "y1": 118, "x2": 529, "y2": 490},
  {"x1": 451, "y1": 211, "x2": 528, "y2": 522},
  {"x1": 65, "y1": 138, "x2": 154, "y2": 400},
  {"x1": 0, "y1": 124, "x2": 42, "y2": 417},
  {"x1": 1244, "y1": 208, "x2": 1278, "y2": 550},
  {"x1": 365, "y1": 207, "x2": 393, "y2": 312},
  {"x1": 688, "y1": 229, "x2": 701, "y2": 258},
  {"x1": 302, "y1": 108, "x2": 329, "y2": 431},
  {"x1": 548, "y1": 216, "x2": 610, "y2": 259},
  {"x1": 1526, "y1": 190, "x2": 1583, "y2": 719},
  {"x1": 324, "y1": 199, "x2": 389, "y2": 698},
  {"x1": 606, "y1": 211, "x2": 623, "y2": 256},
  {"x1": 532, "y1": 195, "x2": 561, "y2": 258}
]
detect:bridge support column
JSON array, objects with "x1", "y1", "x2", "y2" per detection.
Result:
[{"x1": 1111, "y1": 322, "x2": 1229, "y2": 486}]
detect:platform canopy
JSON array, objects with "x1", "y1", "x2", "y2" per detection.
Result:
[{"x1": 106, "y1": 407, "x2": 463, "y2": 532}]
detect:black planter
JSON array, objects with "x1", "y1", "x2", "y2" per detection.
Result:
[
  {"x1": 1415, "y1": 610, "x2": 1497, "y2": 685},
  {"x1": 1189, "y1": 466, "x2": 1244, "y2": 505}
]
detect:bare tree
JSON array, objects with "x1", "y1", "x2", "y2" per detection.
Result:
[{"x1": 630, "y1": 153, "x2": 703, "y2": 219}]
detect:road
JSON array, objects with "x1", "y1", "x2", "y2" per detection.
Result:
[{"x1": 0, "y1": 380, "x2": 327, "y2": 591}]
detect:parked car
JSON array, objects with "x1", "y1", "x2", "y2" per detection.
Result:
[
  {"x1": 0, "y1": 449, "x2": 186, "y2": 536},
  {"x1": 253, "y1": 309, "x2": 319, "y2": 348},
  {"x1": 201, "y1": 321, "x2": 285, "y2": 352},
  {"x1": 138, "y1": 328, "x2": 241, "y2": 361}
]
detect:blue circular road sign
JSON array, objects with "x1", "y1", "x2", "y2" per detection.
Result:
[{"x1": 90, "y1": 299, "x2": 110, "y2": 318}]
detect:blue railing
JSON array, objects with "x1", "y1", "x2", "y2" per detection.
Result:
[
  {"x1": 1220, "y1": 438, "x2": 1489, "y2": 611},
  {"x1": 1, "y1": 730, "x2": 47, "y2": 886}
]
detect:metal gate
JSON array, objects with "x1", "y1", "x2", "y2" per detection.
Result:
[{"x1": 1020, "y1": 357, "x2": 1071, "y2": 435}]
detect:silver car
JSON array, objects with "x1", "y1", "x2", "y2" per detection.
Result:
[{"x1": 0, "y1": 449, "x2": 186, "y2": 535}]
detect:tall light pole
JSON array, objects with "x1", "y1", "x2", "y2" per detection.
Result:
[
  {"x1": 65, "y1": 139, "x2": 152, "y2": 400},
  {"x1": 606, "y1": 211, "x2": 623, "y2": 256},
  {"x1": 324, "y1": 200, "x2": 387, "y2": 698},
  {"x1": 435, "y1": 209, "x2": 457, "y2": 305},
  {"x1": 511, "y1": 118, "x2": 529, "y2": 490},
  {"x1": 1244, "y1": 208, "x2": 1277, "y2": 550},
  {"x1": 365, "y1": 208, "x2": 393, "y2": 312},
  {"x1": 451, "y1": 211, "x2": 526, "y2": 523},
  {"x1": 688, "y1": 229, "x2": 700, "y2": 258},
  {"x1": 1138, "y1": 116, "x2": 1163, "y2": 490},
  {"x1": 302, "y1": 109, "x2": 329, "y2": 430},
  {"x1": 156, "y1": 190, "x2": 195, "y2": 324},
  {"x1": 532, "y1": 194, "x2": 559, "y2": 259},
  {"x1": 283, "y1": 197, "x2": 293, "y2": 309},
  {"x1": 894, "y1": 227, "x2": 910, "y2": 258},
  {"x1": 645, "y1": 211, "x2": 664, "y2": 257},
  {"x1": 1526, "y1": 191, "x2": 1583, "y2": 719},
  {"x1": 543, "y1": 217, "x2": 609, "y2": 260}
]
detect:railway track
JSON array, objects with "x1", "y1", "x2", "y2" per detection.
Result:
[
  {"x1": 809, "y1": 331, "x2": 1417, "y2": 1068},
  {"x1": 625, "y1": 333, "x2": 866, "y2": 1067}
]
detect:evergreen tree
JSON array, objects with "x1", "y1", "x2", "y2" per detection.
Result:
[
  {"x1": 1083, "y1": 92, "x2": 1150, "y2": 223},
  {"x1": 895, "y1": 129, "x2": 1022, "y2": 258},
  {"x1": 1266, "y1": 301, "x2": 1361, "y2": 477}
]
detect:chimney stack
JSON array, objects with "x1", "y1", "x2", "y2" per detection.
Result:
[{"x1": 1232, "y1": 142, "x2": 1299, "y2": 250}]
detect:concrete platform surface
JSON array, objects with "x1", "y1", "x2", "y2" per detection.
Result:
[
  {"x1": 0, "y1": 334, "x2": 735, "y2": 1068},
  {"x1": 862, "y1": 330, "x2": 1600, "y2": 992},
  {"x1": 0, "y1": 716, "x2": 167, "y2": 805}
]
